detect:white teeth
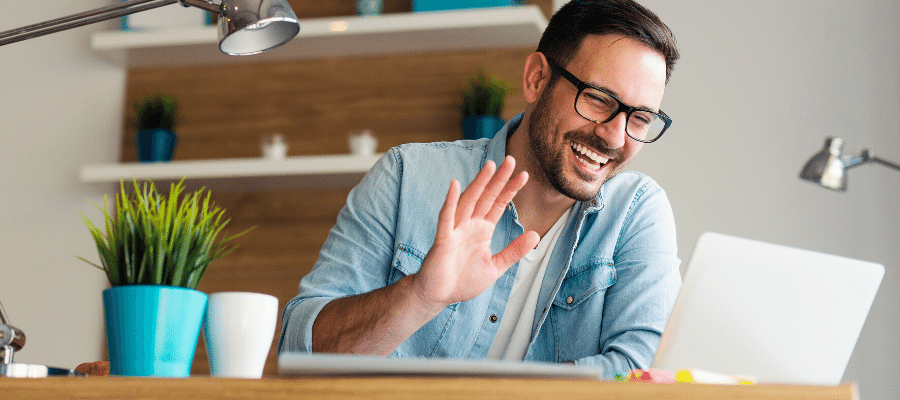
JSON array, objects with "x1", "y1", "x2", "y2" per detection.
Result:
[{"x1": 571, "y1": 142, "x2": 609, "y2": 165}]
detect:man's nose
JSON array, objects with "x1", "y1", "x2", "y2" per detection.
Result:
[{"x1": 593, "y1": 111, "x2": 628, "y2": 150}]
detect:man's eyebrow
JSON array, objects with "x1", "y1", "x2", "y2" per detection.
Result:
[{"x1": 586, "y1": 82, "x2": 659, "y2": 112}]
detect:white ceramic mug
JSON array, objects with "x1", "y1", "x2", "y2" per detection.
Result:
[{"x1": 203, "y1": 292, "x2": 279, "y2": 378}]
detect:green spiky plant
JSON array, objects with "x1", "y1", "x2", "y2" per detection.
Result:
[
  {"x1": 462, "y1": 70, "x2": 509, "y2": 119},
  {"x1": 134, "y1": 93, "x2": 177, "y2": 132},
  {"x1": 80, "y1": 179, "x2": 250, "y2": 289}
]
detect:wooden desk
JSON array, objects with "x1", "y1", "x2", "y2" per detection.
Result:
[{"x1": 0, "y1": 376, "x2": 858, "y2": 400}]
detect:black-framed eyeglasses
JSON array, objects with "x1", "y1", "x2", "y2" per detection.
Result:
[{"x1": 545, "y1": 57, "x2": 672, "y2": 143}]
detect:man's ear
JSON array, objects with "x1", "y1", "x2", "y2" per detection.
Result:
[{"x1": 523, "y1": 52, "x2": 551, "y2": 104}]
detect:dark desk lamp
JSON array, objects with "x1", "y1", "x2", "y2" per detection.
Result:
[
  {"x1": 0, "y1": 0, "x2": 300, "y2": 55},
  {"x1": 800, "y1": 137, "x2": 900, "y2": 191}
]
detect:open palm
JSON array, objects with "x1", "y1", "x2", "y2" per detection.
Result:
[{"x1": 411, "y1": 156, "x2": 540, "y2": 309}]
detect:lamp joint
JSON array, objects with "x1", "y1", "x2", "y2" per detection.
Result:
[{"x1": 179, "y1": 0, "x2": 224, "y2": 14}]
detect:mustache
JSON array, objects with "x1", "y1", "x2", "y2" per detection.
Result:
[{"x1": 565, "y1": 130, "x2": 623, "y2": 161}]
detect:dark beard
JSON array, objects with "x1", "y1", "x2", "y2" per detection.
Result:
[{"x1": 525, "y1": 89, "x2": 621, "y2": 202}]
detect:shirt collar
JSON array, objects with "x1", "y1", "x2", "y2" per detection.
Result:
[
  {"x1": 488, "y1": 112, "x2": 605, "y2": 214},
  {"x1": 485, "y1": 112, "x2": 522, "y2": 167}
]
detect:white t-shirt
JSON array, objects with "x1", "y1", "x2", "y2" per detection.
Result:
[{"x1": 485, "y1": 207, "x2": 572, "y2": 360}]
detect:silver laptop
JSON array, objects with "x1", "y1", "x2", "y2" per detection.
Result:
[
  {"x1": 651, "y1": 232, "x2": 884, "y2": 385},
  {"x1": 278, "y1": 352, "x2": 604, "y2": 379}
]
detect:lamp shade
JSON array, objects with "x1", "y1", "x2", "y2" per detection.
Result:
[
  {"x1": 800, "y1": 137, "x2": 847, "y2": 191},
  {"x1": 218, "y1": 0, "x2": 300, "y2": 56}
]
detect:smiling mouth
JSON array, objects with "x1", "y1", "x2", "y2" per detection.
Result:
[{"x1": 570, "y1": 141, "x2": 609, "y2": 172}]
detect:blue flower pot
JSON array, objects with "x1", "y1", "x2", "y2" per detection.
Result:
[
  {"x1": 357, "y1": 0, "x2": 383, "y2": 15},
  {"x1": 136, "y1": 128, "x2": 177, "y2": 162},
  {"x1": 462, "y1": 115, "x2": 505, "y2": 141},
  {"x1": 103, "y1": 285, "x2": 207, "y2": 377}
]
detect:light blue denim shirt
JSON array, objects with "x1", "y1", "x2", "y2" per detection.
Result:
[{"x1": 279, "y1": 113, "x2": 681, "y2": 379}]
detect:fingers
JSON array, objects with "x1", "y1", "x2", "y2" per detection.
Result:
[
  {"x1": 455, "y1": 160, "x2": 496, "y2": 223},
  {"x1": 492, "y1": 230, "x2": 540, "y2": 269},
  {"x1": 437, "y1": 179, "x2": 461, "y2": 237},
  {"x1": 484, "y1": 171, "x2": 528, "y2": 223},
  {"x1": 471, "y1": 156, "x2": 518, "y2": 220},
  {"x1": 452, "y1": 155, "x2": 529, "y2": 227}
]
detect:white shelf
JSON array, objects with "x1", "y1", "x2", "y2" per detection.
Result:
[
  {"x1": 90, "y1": 6, "x2": 548, "y2": 67},
  {"x1": 79, "y1": 154, "x2": 383, "y2": 191}
]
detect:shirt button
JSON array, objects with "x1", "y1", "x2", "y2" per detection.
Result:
[
  {"x1": 566, "y1": 296, "x2": 574, "y2": 305},
  {"x1": 490, "y1": 314, "x2": 498, "y2": 323}
]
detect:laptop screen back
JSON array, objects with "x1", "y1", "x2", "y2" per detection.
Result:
[{"x1": 651, "y1": 232, "x2": 883, "y2": 385}]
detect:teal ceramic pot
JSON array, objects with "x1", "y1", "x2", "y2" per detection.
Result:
[
  {"x1": 462, "y1": 115, "x2": 505, "y2": 141},
  {"x1": 414, "y1": 0, "x2": 519, "y2": 12},
  {"x1": 357, "y1": 0, "x2": 383, "y2": 15},
  {"x1": 103, "y1": 285, "x2": 207, "y2": 377},
  {"x1": 136, "y1": 128, "x2": 177, "y2": 162}
]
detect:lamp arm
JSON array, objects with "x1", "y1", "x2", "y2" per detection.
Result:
[
  {"x1": 843, "y1": 151, "x2": 870, "y2": 170},
  {"x1": 870, "y1": 154, "x2": 900, "y2": 172},
  {"x1": 844, "y1": 149, "x2": 900, "y2": 172},
  {"x1": 180, "y1": 0, "x2": 225, "y2": 13},
  {"x1": 0, "y1": 0, "x2": 224, "y2": 47},
  {"x1": 0, "y1": 0, "x2": 175, "y2": 46},
  {"x1": 0, "y1": 0, "x2": 162, "y2": 41},
  {"x1": 0, "y1": 300, "x2": 10, "y2": 326}
]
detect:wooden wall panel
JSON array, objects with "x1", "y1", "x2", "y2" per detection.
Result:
[
  {"x1": 121, "y1": 0, "x2": 551, "y2": 376},
  {"x1": 191, "y1": 188, "x2": 351, "y2": 376},
  {"x1": 285, "y1": 0, "x2": 552, "y2": 24},
  {"x1": 289, "y1": 0, "x2": 412, "y2": 19},
  {"x1": 122, "y1": 48, "x2": 536, "y2": 162}
]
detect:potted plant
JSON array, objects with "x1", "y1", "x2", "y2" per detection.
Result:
[
  {"x1": 80, "y1": 179, "x2": 250, "y2": 377},
  {"x1": 461, "y1": 70, "x2": 509, "y2": 140},
  {"x1": 134, "y1": 93, "x2": 179, "y2": 162}
]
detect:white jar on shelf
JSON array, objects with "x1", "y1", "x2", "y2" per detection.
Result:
[
  {"x1": 348, "y1": 130, "x2": 378, "y2": 156},
  {"x1": 261, "y1": 134, "x2": 288, "y2": 160}
]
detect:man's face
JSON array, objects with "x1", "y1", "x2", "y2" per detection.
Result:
[{"x1": 526, "y1": 34, "x2": 667, "y2": 201}]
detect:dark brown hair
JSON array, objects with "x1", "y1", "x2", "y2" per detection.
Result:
[{"x1": 537, "y1": 0, "x2": 679, "y2": 82}]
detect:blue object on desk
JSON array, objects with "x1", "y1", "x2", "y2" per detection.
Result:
[
  {"x1": 413, "y1": 0, "x2": 523, "y2": 12},
  {"x1": 103, "y1": 286, "x2": 207, "y2": 377}
]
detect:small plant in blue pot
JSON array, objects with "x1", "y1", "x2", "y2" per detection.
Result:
[
  {"x1": 461, "y1": 70, "x2": 509, "y2": 141},
  {"x1": 134, "y1": 93, "x2": 178, "y2": 162},
  {"x1": 80, "y1": 179, "x2": 251, "y2": 377}
]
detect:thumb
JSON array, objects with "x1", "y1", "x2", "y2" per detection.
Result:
[{"x1": 492, "y1": 231, "x2": 540, "y2": 270}]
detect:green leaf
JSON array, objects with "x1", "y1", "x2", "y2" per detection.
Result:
[
  {"x1": 134, "y1": 93, "x2": 178, "y2": 131},
  {"x1": 461, "y1": 70, "x2": 509, "y2": 119},
  {"x1": 78, "y1": 178, "x2": 253, "y2": 289}
]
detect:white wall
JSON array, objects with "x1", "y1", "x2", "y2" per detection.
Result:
[
  {"x1": 0, "y1": 1, "x2": 124, "y2": 369},
  {"x1": 631, "y1": 1, "x2": 900, "y2": 399}
]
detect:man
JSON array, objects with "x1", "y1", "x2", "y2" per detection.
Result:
[{"x1": 279, "y1": 0, "x2": 681, "y2": 379}]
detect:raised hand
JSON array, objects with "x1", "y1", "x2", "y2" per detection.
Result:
[
  {"x1": 312, "y1": 156, "x2": 539, "y2": 355},
  {"x1": 409, "y1": 155, "x2": 541, "y2": 312}
]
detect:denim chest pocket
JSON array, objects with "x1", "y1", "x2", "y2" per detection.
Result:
[
  {"x1": 552, "y1": 260, "x2": 616, "y2": 310},
  {"x1": 389, "y1": 244, "x2": 426, "y2": 286},
  {"x1": 391, "y1": 244, "x2": 460, "y2": 311},
  {"x1": 388, "y1": 243, "x2": 460, "y2": 357}
]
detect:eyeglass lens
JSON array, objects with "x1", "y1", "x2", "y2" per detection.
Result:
[{"x1": 576, "y1": 88, "x2": 666, "y2": 142}]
